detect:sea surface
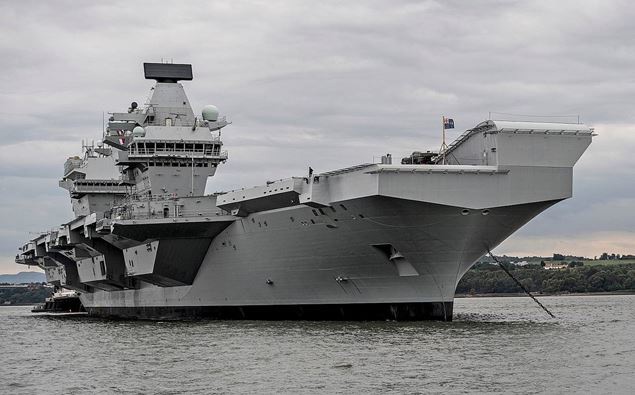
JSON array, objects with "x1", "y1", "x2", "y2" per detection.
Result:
[{"x1": 1, "y1": 295, "x2": 633, "y2": 394}]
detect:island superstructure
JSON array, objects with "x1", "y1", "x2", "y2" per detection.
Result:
[{"x1": 15, "y1": 62, "x2": 594, "y2": 320}]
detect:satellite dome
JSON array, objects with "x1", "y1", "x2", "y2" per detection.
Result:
[
  {"x1": 132, "y1": 126, "x2": 145, "y2": 137},
  {"x1": 202, "y1": 105, "x2": 219, "y2": 121}
]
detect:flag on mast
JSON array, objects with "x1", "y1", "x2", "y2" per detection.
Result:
[{"x1": 443, "y1": 117, "x2": 454, "y2": 129}]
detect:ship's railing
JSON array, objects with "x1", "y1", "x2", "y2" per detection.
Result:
[
  {"x1": 70, "y1": 180, "x2": 129, "y2": 195},
  {"x1": 221, "y1": 176, "x2": 301, "y2": 194},
  {"x1": 115, "y1": 208, "x2": 231, "y2": 221},
  {"x1": 444, "y1": 128, "x2": 476, "y2": 154},
  {"x1": 129, "y1": 147, "x2": 217, "y2": 155},
  {"x1": 128, "y1": 148, "x2": 228, "y2": 159},
  {"x1": 124, "y1": 192, "x2": 206, "y2": 202}
]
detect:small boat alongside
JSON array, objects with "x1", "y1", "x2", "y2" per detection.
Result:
[{"x1": 32, "y1": 288, "x2": 84, "y2": 314}]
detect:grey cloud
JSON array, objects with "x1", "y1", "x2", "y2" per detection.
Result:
[{"x1": 1, "y1": 0, "x2": 635, "y2": 272}]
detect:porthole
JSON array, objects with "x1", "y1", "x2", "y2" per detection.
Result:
[
  {"x1": 461, "y1": 209, "x2": 470, "y2": 216},
  {"x1": 482, "y1": 209, "x2": 490, "y2": 216}
]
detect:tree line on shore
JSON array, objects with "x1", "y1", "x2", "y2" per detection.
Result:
[
  {"x1": 0, "y1": 284, "x2": 52, "y2": 305},
  {"x1": 456, "y1": 262, "x2": 635, "y2": 295}
]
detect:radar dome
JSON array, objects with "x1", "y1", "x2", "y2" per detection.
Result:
[
  {"x1": 202, "y1": 105, "x2": 219, "y2": 121},
  {"x1": 132, "y1": 126, "x2": 145, "y2": 137}
]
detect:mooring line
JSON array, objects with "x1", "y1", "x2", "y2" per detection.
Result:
[{"x1": 487, "y1": 249, "x2": 556, "y2": 319}]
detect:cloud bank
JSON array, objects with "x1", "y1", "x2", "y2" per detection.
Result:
[{"x1": 1, "y1": 0, "x2": 633, "y2": 273}]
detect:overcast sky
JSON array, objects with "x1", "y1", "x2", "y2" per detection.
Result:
[{"x1": 1, "y1": 0, "x2": 634, "y2": 273}]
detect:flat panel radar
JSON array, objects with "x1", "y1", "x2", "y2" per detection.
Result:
[{"x1": 143, "y1": 63, "x2": 193, "y2": 82}]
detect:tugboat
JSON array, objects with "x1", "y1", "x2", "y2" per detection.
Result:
[{"x1": 31, "y1": 287, "x2": 84, "y2": 313}]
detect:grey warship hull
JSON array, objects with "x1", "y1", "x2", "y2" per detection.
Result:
[
  {"x1": 81, "y1": 198, "x2": 556, "y2": 321},
  {"x1": 16, "y1": 63, "x2": 593, "y2": 321}
]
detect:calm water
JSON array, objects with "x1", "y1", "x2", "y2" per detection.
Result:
[{"x1": 1, "y1": 295, "x2": 633, "y2": 394}]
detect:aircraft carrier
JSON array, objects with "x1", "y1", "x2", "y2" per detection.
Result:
[{"x1": 15, "y1": 62, "x2": 594, "y2": 320}]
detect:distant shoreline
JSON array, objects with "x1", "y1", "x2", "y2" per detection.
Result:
[
  {"x1": 455, "y1": 290, "x2": 635, "y2": 298},
  {"x1": 0, "y1": 303, "x2": 36, "y2": 307}
]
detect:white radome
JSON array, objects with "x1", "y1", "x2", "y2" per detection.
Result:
[
  {"x1": 132, "y1": 126, "x2": 145, "y2": 137},
  {"x1": 202, "y1": 105, "x2": 219, "y2": 121}
]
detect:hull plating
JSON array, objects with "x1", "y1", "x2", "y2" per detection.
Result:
[{"x1": 80, "y1": 196, "x2": 557, "y2": 320}]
